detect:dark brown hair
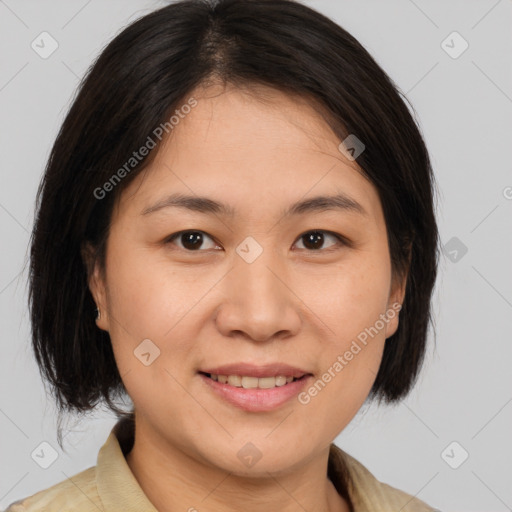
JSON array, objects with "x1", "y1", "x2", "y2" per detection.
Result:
[{"x1": 28, "y1": 0, "x2": 440, "y2": 505}]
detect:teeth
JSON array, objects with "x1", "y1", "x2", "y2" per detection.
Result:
[
  {"x1": 208, "y1": 374, "x2": 298, "y2": 388},
  {"x1": 228, "y1": 375, "x2": 242, "y2": 387}
]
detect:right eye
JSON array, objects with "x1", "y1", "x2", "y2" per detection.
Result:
[{"x1": 164, "y1": 230, "x2": 222, "y2": 252}]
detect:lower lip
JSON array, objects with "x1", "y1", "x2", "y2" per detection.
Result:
[{"x1": 199, "y1": 373, "x2": 313, "y2": 412}]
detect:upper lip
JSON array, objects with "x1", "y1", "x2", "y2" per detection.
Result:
[{"x1": 199, "y1": 363, "x2": 312, "y2": 379}]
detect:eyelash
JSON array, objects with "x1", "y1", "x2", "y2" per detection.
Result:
[{"x1": 164, "y1": 229, "x2": 349, "y2": 253}]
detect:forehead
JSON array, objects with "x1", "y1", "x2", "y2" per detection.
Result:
[{"x1": 115, "y1": 83, "x2": 383, "y2": 225}]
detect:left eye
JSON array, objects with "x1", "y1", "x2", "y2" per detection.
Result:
[
  {"x1": 293, "y1": 230, "x2": 345, "y2": 251},
  {"x1": 165, "y1": 230, "x2": 345, "y2": 252}
]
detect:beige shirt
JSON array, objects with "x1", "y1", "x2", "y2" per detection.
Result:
[{"x1": 6, "y1": 418, "x2": 436, "y2": 512}]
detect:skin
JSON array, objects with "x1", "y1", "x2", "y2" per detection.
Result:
[{"x1": 87, "y1": 82, "x2": 407, "y2": 512}]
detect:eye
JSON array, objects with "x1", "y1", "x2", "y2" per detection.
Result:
[
  {"x1": 293, "y1": 230, "x2": 346, "y2": 251},
  {"x1": 164, "y1": 229, "x2": 347, "y2": 252},
  {"x1": 165, "y1": 230, "x2": 220, "y2": 251}
]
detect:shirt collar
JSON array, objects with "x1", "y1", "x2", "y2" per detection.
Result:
[{"x1": 96, "y1": 414, "x2": 158, "y2": 511}]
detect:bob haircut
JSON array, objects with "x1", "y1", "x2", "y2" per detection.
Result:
[{"x1": 29, "y1": 0, "x2": 440, "y2": 438}]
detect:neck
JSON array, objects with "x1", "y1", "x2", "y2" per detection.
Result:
[{"x1": 124, "y1": 416, "x2": 350, "y2": 512}]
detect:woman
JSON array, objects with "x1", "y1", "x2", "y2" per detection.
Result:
[{"x1": 8, "y1": 0, "x2": 440, "y2": 510}]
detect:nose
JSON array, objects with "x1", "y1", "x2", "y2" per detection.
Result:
[{"x1": 214, "y1": 249, "x2": 302, "y2": 343}]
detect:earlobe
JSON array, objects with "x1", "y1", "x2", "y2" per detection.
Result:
[
  {"x1": 390, "y1": 275, "x2": 407, "y2": 309},
  {"x1": 94, "y1": 303, "x2": 110, "y2": 332},
  {"x1": 385, "y1": 307, "x2": 400, "y2": 340}
]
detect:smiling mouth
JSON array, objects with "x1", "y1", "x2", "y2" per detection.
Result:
[{"x1": 199, "y1": 371, "x2": 309, "y2": 389}]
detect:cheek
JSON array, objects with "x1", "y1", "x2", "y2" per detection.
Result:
[
  {"x1": 106, "y1": 240, "x2": 189, "y2": 327},
  {"x1": 300, "y1": 254, "x2": 392, "y2": 343},
  {"x1": 102, "y1": 244, "x2": 175, "y2": 367},
  {"x1": 293, "y1": 256, "x2": 390, "y2": 426},
  {"x1": 104, "y1": 244, "x2": 217, "y2": 372}
]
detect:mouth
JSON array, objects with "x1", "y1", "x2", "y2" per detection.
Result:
[
  {"x1": 197, "y1": 370, "x2": 314, "y2": 412},
  {"x1": 198, "y1": 371, "x2": 310, "y2": 389}
]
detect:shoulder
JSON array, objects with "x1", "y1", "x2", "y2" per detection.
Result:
[
  {"x1": 4, "y1": 466, "x2": 101, "y2": 512},
  {"x1": 330, "y1": 444, "x2": 438, "y2": 512}
]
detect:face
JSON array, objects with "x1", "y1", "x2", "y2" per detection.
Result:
[{"x1": 88, "y1": 82, "x2": 406, "y2": 476}]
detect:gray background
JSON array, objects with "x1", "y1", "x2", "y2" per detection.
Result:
[{"x1": 1, "y1": 0, "x2": 511, "y2": 510}]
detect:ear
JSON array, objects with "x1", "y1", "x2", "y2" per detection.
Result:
[
  {"x1": 81, "y1": 242, "x2": 110, "y2": 332},
  {"x1": 385, "y1": 232, "x2": 413, "y2": 335},
  {"x1": 385, "y1": 239, "x2": 413, "y2": 339},
  {"x1": 385, "y1": 269, "x2": 407, "y2": 336}
]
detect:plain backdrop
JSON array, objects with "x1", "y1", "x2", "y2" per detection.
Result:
[{"x1": 1, "y1": 1, "x2": 511, "y2": 510}]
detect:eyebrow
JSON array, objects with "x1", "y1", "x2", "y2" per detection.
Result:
[{"x1": 141, "y1": 191, "x2": 368, "y2": 218}]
